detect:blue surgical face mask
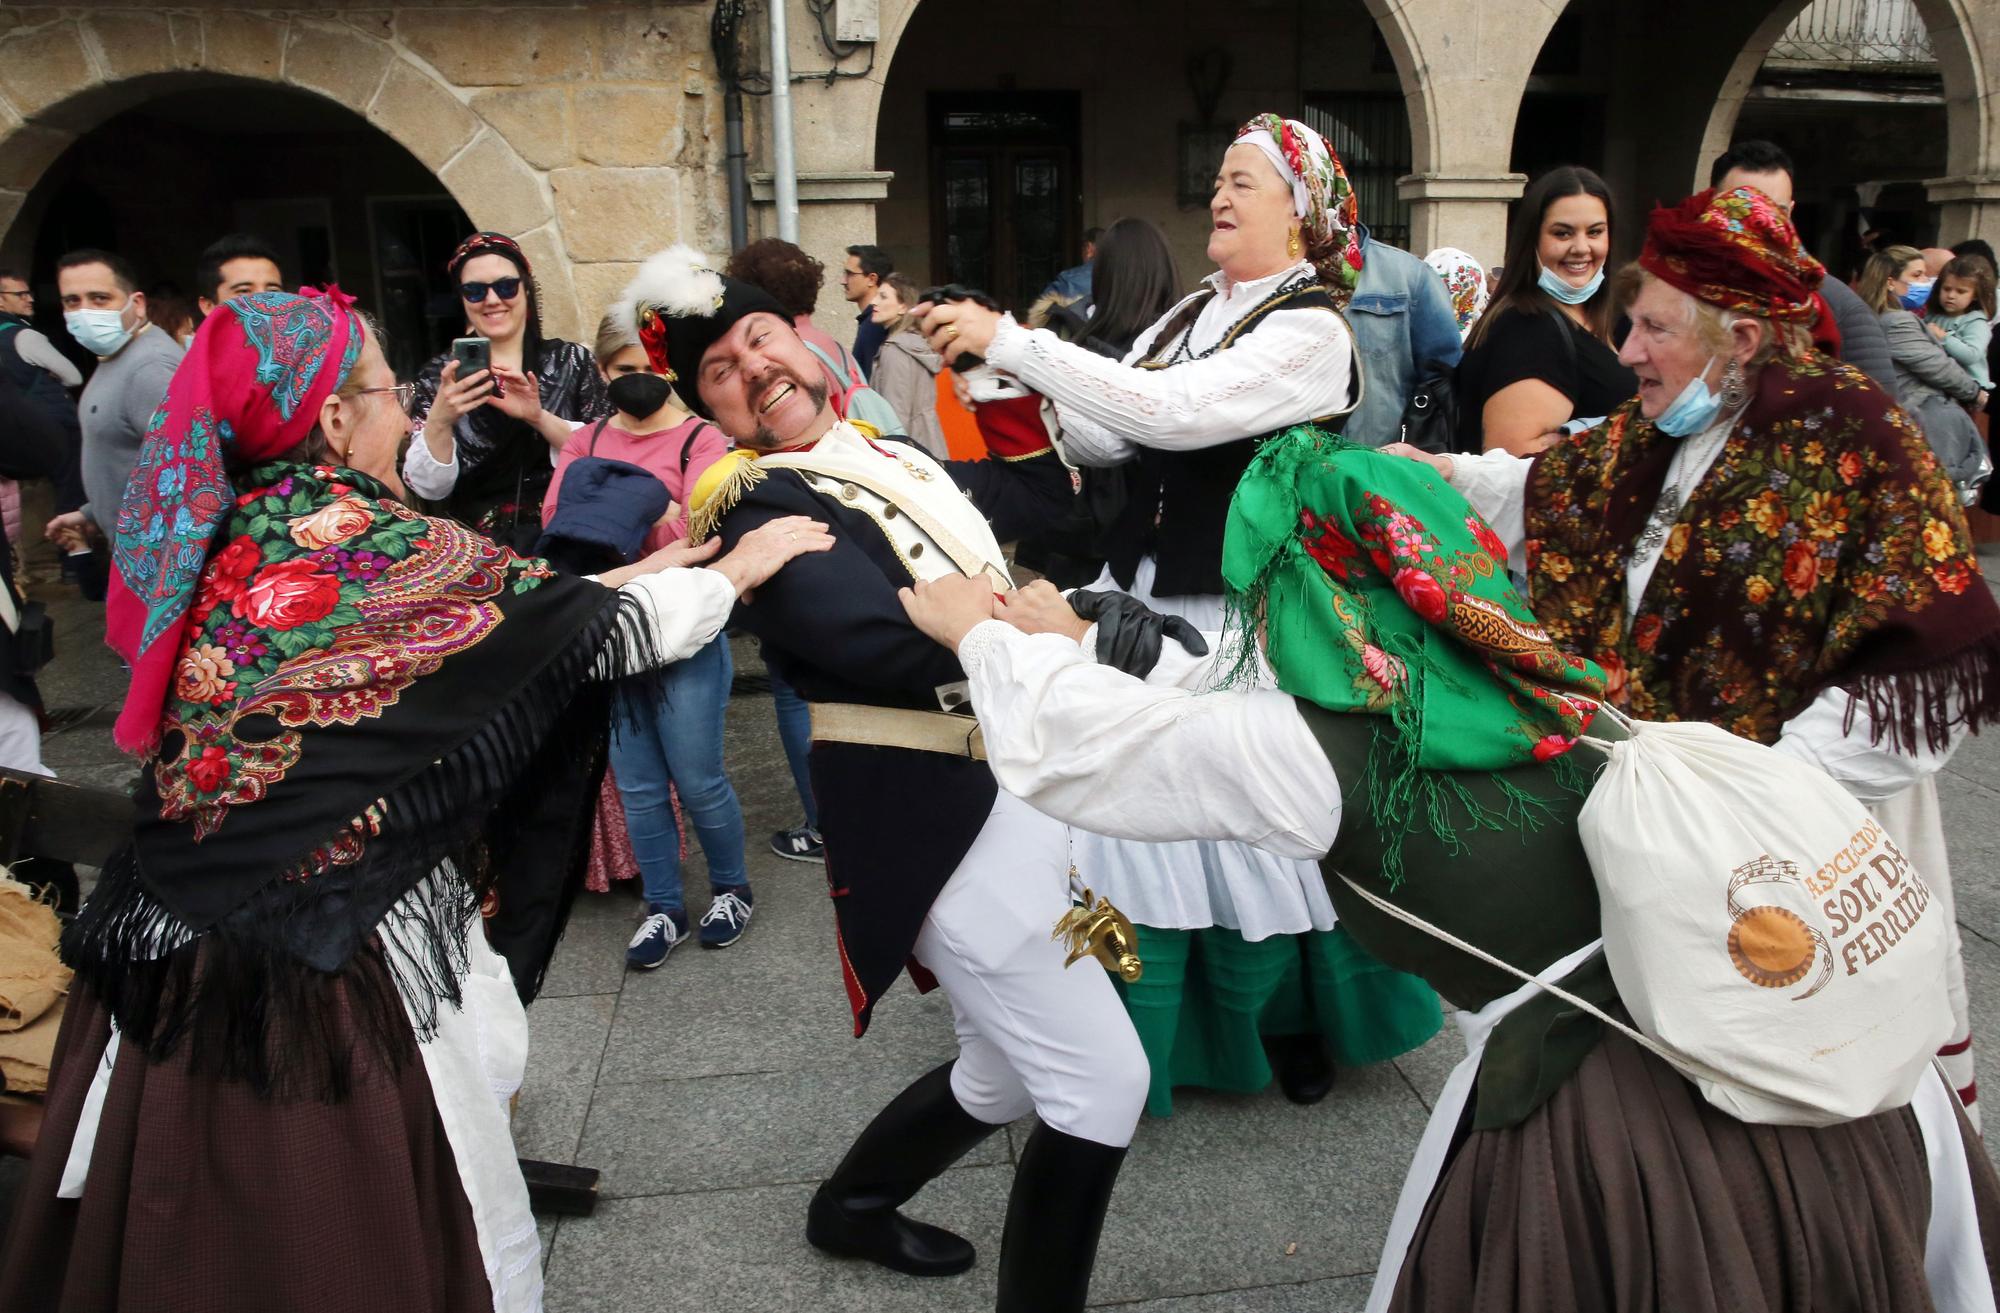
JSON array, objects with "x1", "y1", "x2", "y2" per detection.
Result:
[
  {"x1": 65, "y1": 304, "x2": 134, "y2": 357},
  {"x1": 1538, "y1": 261, "x2": 1604, "y2": 306},
  {"x1": 1899, "y1": 278, "x2": 1935, "y2": 312},
  {"x1": 1655, "y1": 354, "x2": 1724, "y2": 437}
]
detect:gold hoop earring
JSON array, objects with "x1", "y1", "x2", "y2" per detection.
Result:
[{"x1": 1287, "y1": 229, "x2": 1301, "y2": 259}]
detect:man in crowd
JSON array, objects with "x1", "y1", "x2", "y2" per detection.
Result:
[
  {"x1": 44, "y1": 249, "x2": 182, "y2": 550},
  {"x1": 0, "y1": 268, "x2": 86, "y2": 518},
  {"x1": 1030, "y1": 226, "x2": 1102, "y2": 327},
  {"x1": 0, "y1": 271, "x2": 81, "y2": 392},
  {"x1": 195, "y1": 233, "x2": 284, "y2": 319},
  {"x1": 1711, "y1": 140, "x2": 1897, "y2": 394},
  {"x1": 627, "y1": 246, "x2": 1145, "y2": 1312},
  {"x1": 841, "y1": 243, "x2": 893, "y2": 377}
]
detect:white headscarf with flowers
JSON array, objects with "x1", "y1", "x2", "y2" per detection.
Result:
[
  {"x1": 1233, "y1": 113, "x2": 1363, "y2": 304},
  {"x1": 1422, "y1": 247, "x2": 1489, "y2": 340}
]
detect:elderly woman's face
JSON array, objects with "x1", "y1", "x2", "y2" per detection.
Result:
[
  {"x1": 1538, "y1": 193, "x2": 1610, "y2": 292},
  {"x1": 1618, "y1": 278, "x2": 1716, "y2": 421},
  {"x1": 334, "y1": 333, "x2": 413, "y2": 498},
  {"x1": 1208, "y1": 143, "x2": 1298, "y2": 282},
  {"x1": 460, "y1": 252, "x2": 528, "y2": 344}
]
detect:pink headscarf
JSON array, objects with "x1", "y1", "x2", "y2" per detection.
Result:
[{"x1": 107, "y1": 287, "x2": 363, "y2": 753}]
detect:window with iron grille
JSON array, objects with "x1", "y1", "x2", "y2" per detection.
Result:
[{"x1": 1302, "y1": 96, "x2": 1413, "y2": 251}]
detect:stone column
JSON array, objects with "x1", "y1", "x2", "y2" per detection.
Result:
[
  {"x1": 1925, "y1": 174, "x2": 2000, "y2": 248},
  {"x1": 1398, "y1": 173, "x2": 1526, "y2": 267}
]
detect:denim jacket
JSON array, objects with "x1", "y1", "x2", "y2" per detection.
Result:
[{"x1": 1340, "y1": 227, "x2": 1465, "y2": 447}]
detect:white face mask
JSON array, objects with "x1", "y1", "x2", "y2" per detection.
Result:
[{"x1": 65, "y1": 301, "x2": 135, "y2": 357}]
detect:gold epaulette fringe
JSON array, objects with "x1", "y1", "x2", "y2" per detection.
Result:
[{"x1": 685, "y1": 449, "x2": 765, "y2": 545}]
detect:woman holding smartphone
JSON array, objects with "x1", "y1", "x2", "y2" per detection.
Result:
[{"x1": 403, "y1": 231, "x2": 611, "y2": 551}]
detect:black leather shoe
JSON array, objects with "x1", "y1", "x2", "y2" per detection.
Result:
[
  {"x1": 805, "y1": 1061, "x2": 997, "y2": 1277},
  {"x1": 1267, "y1": 1032, "x2": 1338, "y2": 1105},
  {"x1": 805, "y1": 1185, "x2": 975, "y2": 1276},
  {"x1": 995, "y1": 1123, "x2": 1128, "y2": 1312}
]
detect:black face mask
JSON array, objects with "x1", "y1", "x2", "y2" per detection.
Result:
[{"x1": 607, "y1": 371, "x2": 673, "y2": 419}]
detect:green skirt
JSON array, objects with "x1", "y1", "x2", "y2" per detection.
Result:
[{"x1": 1115, "y1": 924, "x2": 1442, "y2": 1118}]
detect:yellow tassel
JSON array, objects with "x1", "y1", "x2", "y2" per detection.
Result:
[{"x1": 685, "y1": 449, "x2": 765, "y2": 545}]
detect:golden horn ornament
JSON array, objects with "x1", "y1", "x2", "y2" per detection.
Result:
[{"x1": 1052, "y1": 885, "x2": 1143, "y2": 982}]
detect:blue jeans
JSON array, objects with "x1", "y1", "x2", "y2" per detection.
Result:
[
  {"x1": 769, "y1": 666, "x2": 818, "y2": 830},
  {"x1": 610, "y1": 636, "x2": 748, "y2": 914}
]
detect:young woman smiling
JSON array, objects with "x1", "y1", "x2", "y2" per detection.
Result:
[
  {"x1": 1452, "y1": 166, "x2": 1638, "y2": 455},
  {"x1": 403, "y1": 231, "x2": 611, "y2": 552}
]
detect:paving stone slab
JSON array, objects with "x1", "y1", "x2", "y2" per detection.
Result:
[
  {"x1": 543, "y1": 1167, "x2": 1012, "y2": 1312},
  {"x1": 1110, "y1": 1274, "x2": 1375, "y2": 1312},
  {"x1": 577, "y1": 1061, "x2": 1013, "y2": 1199},
  {"x1": 1089, "y1": 1063, "x2": 1428, "y2": 1303},
  {"x1": 515, "y1": 992, "x2": 616, "y2": 1166}
]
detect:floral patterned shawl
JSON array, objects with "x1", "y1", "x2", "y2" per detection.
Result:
[
  {"x1": 1523, "y1": 351, "x2": 2000, "y2": 750},
  {"x1": 1222, "y1": 427, "x2": 1605, "y2": 878},
  {"x1": 82, "y1": 306, "x2": 654, "y2": 1097}
]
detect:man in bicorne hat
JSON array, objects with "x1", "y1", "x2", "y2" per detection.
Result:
[{"x1": 612, "y1": 248, "x2": 1147, "y2": 1313}]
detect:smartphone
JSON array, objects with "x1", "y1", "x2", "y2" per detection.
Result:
[{"x1": 450, "y1": 336, "x2": 491, "y2": 378}]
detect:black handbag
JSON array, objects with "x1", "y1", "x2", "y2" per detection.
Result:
[{"x1": 1400, "y1": 374, "x2": 1458, "y2": 454}]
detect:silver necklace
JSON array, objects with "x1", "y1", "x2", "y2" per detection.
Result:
[{"x1": 1633, "y1": 412, "x2": 1742, "y2": 558}]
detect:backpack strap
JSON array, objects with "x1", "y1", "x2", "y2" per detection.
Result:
[
  {"x1": 679, "y1": 420, "x2": 714, "y2": 477},
  {"x1": 585, "y1": 416, "x2": 612, "y2": 455}
]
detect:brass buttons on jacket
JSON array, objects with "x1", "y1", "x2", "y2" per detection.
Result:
[{"x1": 840, "y1": 482, "x2": 860, "y2": 501}]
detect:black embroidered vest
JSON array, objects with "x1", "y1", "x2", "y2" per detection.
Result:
[{"x1": 1104, "y1": 279, "x2": 1349, "y2": 597}]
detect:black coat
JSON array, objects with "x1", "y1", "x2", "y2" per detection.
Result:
[
  {"x1": 715, "y1": 438, "x2": 1071, "y2": 1033},
  {"x1": 0, "y1": 372, "x2": 72, "y2": 709}
]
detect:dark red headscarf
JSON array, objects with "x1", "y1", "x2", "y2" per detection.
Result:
[
  {"x1": 1639, "y1": 185, "x2": 1841, "y2": 354},
  {"x1": 107, "y1": 287, "x2": 363, "y2": 753}
]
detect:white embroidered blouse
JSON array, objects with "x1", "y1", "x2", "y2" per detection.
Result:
[{"x1": 984, "y1": 260, "x2": 1356, "y2": 467}]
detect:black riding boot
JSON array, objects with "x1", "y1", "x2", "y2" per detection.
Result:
[
  {"x1": 806, "y1": 1060, "x2": 1001, "y2": 1276},
  {"x1": 994, "y1": 1122, "x2": 1128, "y2": 1313}
]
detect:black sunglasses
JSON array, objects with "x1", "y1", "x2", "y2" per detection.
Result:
[{"x1": 460, "y1": 277, "x2": 523, "y2": 304}]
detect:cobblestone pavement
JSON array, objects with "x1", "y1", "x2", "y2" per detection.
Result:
[{"x1": 5, "y1": 543, "x2": 1999, "y2": 1311}]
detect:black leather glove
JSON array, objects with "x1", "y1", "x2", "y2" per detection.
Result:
[{"x1": 1066, "y1": 589, "x2": 1210, "y2": 678}]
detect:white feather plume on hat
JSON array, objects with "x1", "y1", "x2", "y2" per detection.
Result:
[{"x1": 610, "y1": 244, "x2": 727, "y2": 336}]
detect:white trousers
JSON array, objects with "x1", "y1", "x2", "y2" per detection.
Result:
[{"x1": 911, "y1": 789, "x2": 1150, "y2": 1148}]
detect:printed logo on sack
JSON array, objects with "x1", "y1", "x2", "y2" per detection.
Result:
[{"x1": 1725, "y1": 819, "x2": 1932, "y2": 1001}]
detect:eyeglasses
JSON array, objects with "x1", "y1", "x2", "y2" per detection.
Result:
[
  {"x1": 460, "y1": 277, "x2": 523, "y2": 304},
  {"x1": 0, "y1": 288, "x2": 29, "y2": 299},
  {"x1": 357, "y1": 383, "x2": 418, "y2": 413}
]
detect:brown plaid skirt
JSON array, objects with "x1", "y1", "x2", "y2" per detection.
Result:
[
  {"x1": 1394, "y1": 1030, "x2": 2000, "y2": 1312},
  {"x1": 0, "y1": 978, "x2": 492, "y2": 1312}
]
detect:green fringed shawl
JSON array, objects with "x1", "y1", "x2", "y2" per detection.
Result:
[{"x1": 1219, "y1": 427, "x2": 1607, "y2": 880}]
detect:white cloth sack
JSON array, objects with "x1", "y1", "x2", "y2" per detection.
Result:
[{"x1": 1578, "y1": 713, "x2": 1952, "y2": 1125}]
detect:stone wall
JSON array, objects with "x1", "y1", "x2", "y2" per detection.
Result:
[{"x1": 0, "y1": 3, "x2": 733, "y2": 343}]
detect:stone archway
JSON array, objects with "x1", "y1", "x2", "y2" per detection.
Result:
[
  {"x1": 1360, "y1": 0, "x2": 1568, "y2": 264},
  {"x1": 1699, "y1": 0, "x2": 1988, "y2": 182},
  {"x1": 0, "y1": 10, "x2": 586, "y2": 337}
]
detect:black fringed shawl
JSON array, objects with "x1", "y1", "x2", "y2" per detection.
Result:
[
  {"x1": 1524, "y1": 352, "x2": 2000, "y2": 750},
  {"x1": 67, "y1": 463, "x2": 663, "y2": 1099}
]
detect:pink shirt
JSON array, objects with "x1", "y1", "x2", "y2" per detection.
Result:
[{"x1": 543, "y1": 415, "x2": 730, "y2": 554}]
